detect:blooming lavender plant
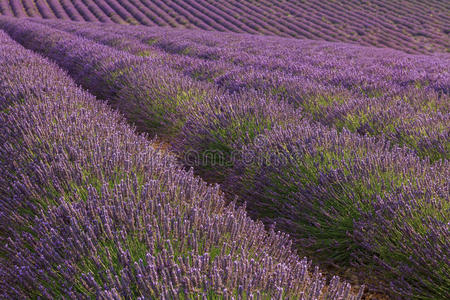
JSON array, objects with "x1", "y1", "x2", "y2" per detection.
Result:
[{"x1": 173, "y1": 90, "x2": 304, "y2": 182}]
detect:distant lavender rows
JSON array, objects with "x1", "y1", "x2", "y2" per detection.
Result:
[
  {"x1": 0, "y1": 0, "x2": 448, "y2": 53},
  {"x1": 0, "y1": 29, "x2": 362, "y2": 298},
  {"x1": 28, "y1": 18, "x2": 450, "y2": 161},
  {"x1": 31, "y1": 18, "x2": 450, "y2": 97},
  {"x1": 0, "y1": 18, "x2": 447, "y2": 299}
]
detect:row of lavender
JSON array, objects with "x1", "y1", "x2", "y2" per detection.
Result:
[
  {"x1": 0, "y1": 0, "x2": 448, "y2": 53},
  {"x1": 28, "y1": 18, "x2": 450, "y2": 162},
  {"x1": 33, "y1": 18, "x2": 450, "y2": 96},
  {"x1": 1, "y1": 18, "x2": 447, "y2": 299},
  {"x1": 211, "y1": 0, "x2": 449, "y2": 53},
  {"x1": 0, "y1": 29, "x2": 360, "y2": 298}
]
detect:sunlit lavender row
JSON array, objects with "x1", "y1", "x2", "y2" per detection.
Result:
[
  {"x1": 0, "y1": 17, "x2": 448, "y2": 299},
  {"x1": 33, "y1": 18, "x2": 450, "y2": 97},
  {"x1": 0, "y1": 29, "x2": 363, "y2": 299},
  {"x1": 0, "y1": 0, "x2": 448, "y2": 53},
  {"x1": 28, "y1": 18, "x2": 450, "y2": 161}
]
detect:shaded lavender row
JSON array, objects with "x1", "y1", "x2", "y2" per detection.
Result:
[
  {"x1": 0, "y1": 29, "x2": 359, "y2": 298},
  {"x1": 30, "y1": 18, "x2": 450, "y2": 161},
  {"x1": 0, "y1": 18, "x2": 447, "y2": 298},
  {"x1": 0, "y1": 0, "x2": 448, "y2": 53}
]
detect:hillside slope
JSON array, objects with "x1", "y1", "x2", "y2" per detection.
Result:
[{"x1": 0, "y1": 0, "x2": 448, "y2": 53}]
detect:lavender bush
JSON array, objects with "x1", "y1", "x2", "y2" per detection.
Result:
[{"x1": 173, "y1": 91, "x2": 304, "y2": 182}]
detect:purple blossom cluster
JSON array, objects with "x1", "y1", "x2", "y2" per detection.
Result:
[
  {"x1": 0, "y1": 29, "x2": 361, "y2": 298},
  {"x1": 0, "y1": 0, "x2": 448, "y2": 53},
  {"x1": 0, "y1": 17, "x2": 447, "y2": 299}
]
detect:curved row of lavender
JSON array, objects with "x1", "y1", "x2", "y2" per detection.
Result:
[
  {"x1": 0, "y1": 0, "x2": 448, "y2": 53},
  {"x1": 0, "y1": 18, "x2": 447, "y2": 299},
  {"x1": 0, "y1": 29, "x2": 361, "y2": 298},
  {"x1": 27, "y1": 18, "x2": 450, "y2": 162}
]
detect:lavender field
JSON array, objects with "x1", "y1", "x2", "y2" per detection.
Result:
[
  {"x1": 0, "y1": 1, "x2": 449, "y2": 300},
  {"x1": 0, "y1": 0, "x2": 449, "y2": 53}
]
